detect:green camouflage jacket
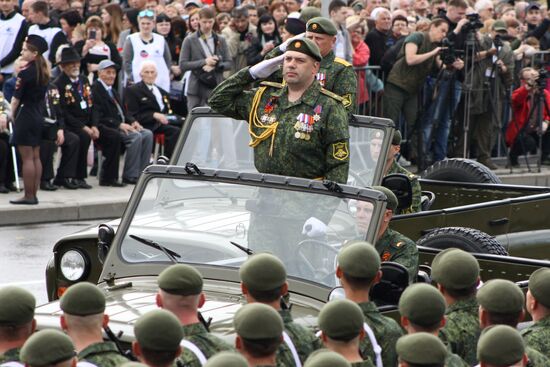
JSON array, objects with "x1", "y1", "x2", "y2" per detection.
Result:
[
  {"x1": 177, "y1": 323, "x2": 233, "y2": 367},
  {"x1": 0, "y1": 347, "x2": 21, "y2": 363},
  {"x1": 77, "y1": 342, "x2": 129, "y2": 367},
  {"x1": 265, "y1": 48, "x2": 357, "y2": 113},
  {"x1": 386, "y1": 160, "x2": 422, "y2": 214},
  {"x1": 440, "y1": 298, "x2": 481, "y2": 365},
  {"x1": 208, "y1": 67, "x2": 350, "y2": 183},
  {"x1": 276, "y1": 309, "x2": 321, "y2": 366},
  {"x1": 375, "y1": 227, "x2": 419, "y2": 283},
  {"x1": 526, "y1": 346, "x2": 550, "y2": 366},
  {"x1": 522, "y1": 317, "x2": 550, "y2": 358},
  {"x1": 440, "y1": 332, "x2": 469, "y2": 367},
  {"x1": 357, "y1": 301, "x2": 403, "y2": 367}
]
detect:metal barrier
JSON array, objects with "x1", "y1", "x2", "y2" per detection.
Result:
[{"x1": 353, "y1": 65, "x2": 386, "y2": 117}]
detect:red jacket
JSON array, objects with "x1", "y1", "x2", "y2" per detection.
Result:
[
  {"x1": 352, "y1": 41, "x2": 371, "y2": 104},
  {"x1": 505, "y1": 85, "x2": 550, "y2": 147}
]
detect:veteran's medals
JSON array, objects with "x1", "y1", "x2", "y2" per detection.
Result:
[
  {"x1": 260, "y1": 97, "x2": 278, "y2": 124},
  {"x1": 316, "y1": 72, "x2": 326, "y2": 87},
  {"x1": 294, "y1": 105, "x2": 322, "y2": 141}
]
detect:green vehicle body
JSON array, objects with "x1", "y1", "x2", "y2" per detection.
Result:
[{"x1": 40, "y1": 109, "x2": 550, "y2": 338}]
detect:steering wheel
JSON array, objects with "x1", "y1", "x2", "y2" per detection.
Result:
[{"x1": 295, "y1": 239, "x2": 340, "y2": 284}]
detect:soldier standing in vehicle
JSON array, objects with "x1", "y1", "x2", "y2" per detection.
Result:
[
  {"x1": 431, "y1": 248, "x2": 481, "y2": 365},
  {"x1": 233, "y1": 303, "x2": 284, "y2": 367},
  {"x1": 208, "y1": 38, "x2": 350, "y2": 184},
  {"x1": 0, "y1": 287, "x2": 36, "y2": 364},
  {"x1": 383, "y1": 131, "x2": 421, "y2": 214},
  {"x1": 476, "y1": 279, "x2": 549, "y2": 366},
  {"x1": 239, "y1": 253, "x2": 321, "y2": 366},
  {"x1": 336, "y1": 241, "x2": 404, "y2": 367},
  {"x1": 156, "y1": 264, "x2": 233, "y2": 366},
  {"x1": 317, "y1": 299, "x2": 375, "y2": 367},
  {"x1": 59, "y1": 282, "x2": 129, "y2": 367},
  {"x1": 264, "y1": 17, "x2": 357, "y2": 113},
  {"x1": 371, "y1": 186, "x2": 418, "y2": 282},
  {"x1": 398, "y1": 283, "x2": 469, "y2": 367},
  {"x1": 523, "y1": 268, "x2": 550, "y2": 357}
]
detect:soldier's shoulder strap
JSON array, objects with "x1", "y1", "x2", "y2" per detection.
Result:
[
  {"x1": 334, "y1": 57, "x2": 353, "y2": 67},
  {"x1": 259, "y1": 81, "x2": 284, "y2": 89},
  {"x1": 320, "y1": 88, "x2": 344, "y2": 103}
]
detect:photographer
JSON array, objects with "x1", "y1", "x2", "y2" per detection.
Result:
[
  {"x1": 505, "y1": 68, "x2": 550, "y2": 166},
  {"x1": 383, "y1": 18, "x2": 463, "y2": 161}
]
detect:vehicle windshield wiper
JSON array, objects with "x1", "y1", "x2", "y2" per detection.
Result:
[
  {"x1": 229, "y1": 241, "x2": 254, "y2": 255},
  {"x1": 129, "y1": 234, "x2": 181, "y2": 264}
]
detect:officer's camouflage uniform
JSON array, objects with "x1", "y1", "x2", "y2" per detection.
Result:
[
  {"x1": 208, "y1": 67, "x2": 350, "y2": 184},
  {"x1": 357, "y1": 302, "x2": 403, "y2": 367},
  {"x1": 387, "y1": 161, "x2": 421, "y2": 214},
  {"x1": 0, "y1": 348, "x2": 21, "y2": 363},
  {"x1": 77, "y1": 342, "x2": 128, "y2": 367},
  {"x1": 522, "y1": 317, "x2": 550, "y2": 358},
  {"x1": 266, "y1": 48, "x2": 357, "y2": 113},
  {"x1": 276, "y1": 309, "x2": 321, "y2": 366},
  {"x1": 440, "y1": 298, "x2": 481, "y2": 365},
  {"x1": 177, "y1": 323, "x2": 233, "y2": 367},
  {"x1": 375, "y1": 227, "x2": 418, "y2": 283},
  {"x1": 526, "y1": 346, "x2": 550, "y2": 366}
]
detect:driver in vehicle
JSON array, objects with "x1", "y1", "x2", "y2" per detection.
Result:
[
  {"x1": 352, "y1": 186, "x2": 418, "y2": 282},
  {"x1": 208, "y1": 38, "x2": 350, "y2": 184}
]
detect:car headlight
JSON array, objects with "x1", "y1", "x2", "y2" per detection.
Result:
[{"x1": 60, "y1": 250, "x2": 88, "y2": 281}]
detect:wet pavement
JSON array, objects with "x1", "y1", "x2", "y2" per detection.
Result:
[{"x1": 0, "y1": 219, "x2": 109, "y2": 304}]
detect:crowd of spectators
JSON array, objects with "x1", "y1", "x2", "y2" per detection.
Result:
[{"x1": 0, "y1": 0, "x2": 549, "y2": 196}]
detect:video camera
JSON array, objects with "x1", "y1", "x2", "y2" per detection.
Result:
[
  {"x1": 440, "y1": 38, "x2": 464, "y2": 65},
  {"x1": 462, "y1": 13, "x2": 484, "y2": 33},
  {"x1": 536, "y1": 68, "x2": 548, "y2": 89}
]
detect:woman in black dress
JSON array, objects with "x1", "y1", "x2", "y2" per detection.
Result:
[{"x1": 10, "y1": 35, "x2": 50, "y2": 205}]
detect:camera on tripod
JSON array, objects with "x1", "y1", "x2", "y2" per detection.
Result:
[
  {"x1": 440, "y1": 38, "x2": 464, "y2": 65},
  {"x1": 536, "y1": 68, "x2": 548, "y2": 89},
  {"x1": 462, "y1": 13, "x2": 484, "y2": 33}
]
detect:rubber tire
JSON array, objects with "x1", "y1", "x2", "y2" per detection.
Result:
[
  {"x1": 422, "y1": 158, "x2": 502, "y2": 184},
  {"x1": 417, "y1": 227, "x2": 508, "y2": 256}
]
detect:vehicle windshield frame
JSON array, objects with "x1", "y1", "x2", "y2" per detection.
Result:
[
  {"x1": 100, "y1": 165, "x2": 387, "y2": 289},
  {"x1": 170, "y1": 107, "x2": 395, "y2": 187}
]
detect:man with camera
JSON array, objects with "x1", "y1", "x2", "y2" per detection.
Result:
[{"x1": 505, "y1": 67, "x2": 550, "y2": 166}]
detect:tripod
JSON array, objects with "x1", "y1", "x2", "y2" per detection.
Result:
[{"x1": 461, "y1": 30, "x2": 477, "y2": 158}]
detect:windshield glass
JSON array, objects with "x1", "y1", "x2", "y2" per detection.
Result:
[
  {"x1": 120, "y1": 177, "x2": 376, "y2": 288},
  {"x1": 176, "y1": 116, "x2": 387, "y2": 187}
]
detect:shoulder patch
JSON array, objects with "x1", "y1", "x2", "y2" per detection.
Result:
[
  {"x1": 320, "y1": 88, "x2": 344, "y2": 103},
  {"x1": 259, "y1": 81, "x2": 284, "y2": 89},
  {"x1": 334, "y1": 57, "x2": 352, "y2": 67}
]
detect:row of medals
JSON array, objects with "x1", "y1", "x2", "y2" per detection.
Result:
[{"x1": 293, "y1": 113, "x2": 321, "y2": 141}]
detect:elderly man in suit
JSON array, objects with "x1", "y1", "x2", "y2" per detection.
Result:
[
  {"x1": 179, "y1": 6, "x2": 232, "y2": 112},
  {"x1": 124, "y1": 61, "x2": 181, "y2": 158},
  {"x1": 92, "y1": 60, "x2": 153, "y2": 185}
]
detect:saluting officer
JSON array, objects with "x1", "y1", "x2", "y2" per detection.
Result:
[
  {"x1": 132, "y1": 310, "x2": 184, "y2": 367},
  {"x1": 265, "y1": 17, "x2": 357, "y2": 113},
  {"x1": 336, "y1": 241, "x2": 403, "y2": 367},
  {"x1": 398, "y1": 283, "x2": 469, "y2": 367},
  {"x1": 371, "y1": 186, "x2": 418, "y2": 283},
  {"x1": 156, "y1": 264, "x2": 233, "y2": 367},
  {"x1": 233, "y1": 303, "x2": 284, "y2": 367},
  {"x1": 476, "y1": 279, "x2": 549, "y2": 366},
  {"x1": 0, "y1": 287, "x2": 36, "y2": 364},
  {"x1": 522, "y1": 268, "x2": 550, "y2": 357},
  {"x1": 239, "y1": 253, "x2": 321, "y2": 366},
  {"x1": 431, "y1": 248, "x2": 481, "y2": 365},
  {"x1": 318, "y1": 299, "x2": 375, "y2": 367},
  {"x1": 59, "y1": 282, "x2": 129, "y2": 367},
  {"x1": 209, "y1": 38, "x2": 350, "y2": 184}
]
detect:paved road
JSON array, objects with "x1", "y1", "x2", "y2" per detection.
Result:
[{"x1": 0, "y1": 220, "x2": 109, "y2": 305}]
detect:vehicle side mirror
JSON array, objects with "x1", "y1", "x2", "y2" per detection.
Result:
[
  {"x1": 382, "y1": 173, "x2": 413, "y2": 212},
  {"x1": 327, "y1": 286, "x2": 346, "y2": 302},
  {"x1": 97, "y1": 224, "x2": 115, "y2": 264}
]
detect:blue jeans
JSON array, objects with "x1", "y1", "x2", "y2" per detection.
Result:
[{"x1": 422, "y1": 75, "x2": 462, "y2": 161}]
